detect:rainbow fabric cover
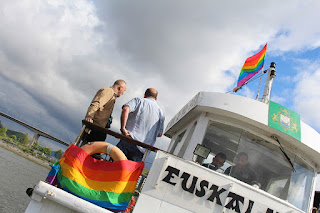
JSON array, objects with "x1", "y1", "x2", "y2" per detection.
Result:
[
  {"x1": 45, "y1": 144, "x2": 144, "y2": 212},
  {"x1": 236, "y1": 43, "x2": 267, "y2": 87}
]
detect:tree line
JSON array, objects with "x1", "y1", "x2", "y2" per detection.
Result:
[{"x1": 0, "y1": 125, "x2": 63, "y2": 160}]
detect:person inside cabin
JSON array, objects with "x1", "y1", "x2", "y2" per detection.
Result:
[
  {"x1": 83, "y1": 80, "x2": 127, "y2": 158},
  {"x1": 202, "y1": 152, "x2": 227, "y2": 171},
  {"x1": 312, "y1": 207, "x2": 317, "y2": 213},
  {"x1": 273, "y1": 187, "x2": 284, "y2": 198},
  {"x1": 224, "y1": 152, "x2": 258, "y2": 186},
  {"x1": 116, "y1": 88, "x2": 165, "y2": 161}
]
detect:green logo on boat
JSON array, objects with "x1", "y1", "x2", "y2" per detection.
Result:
[{"x1": 268, "y1": 101, "x2": 301, "y2": 141}]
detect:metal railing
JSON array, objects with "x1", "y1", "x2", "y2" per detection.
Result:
[{"x1": 74, "y1": 120, "x2": 165, "y2": 161}]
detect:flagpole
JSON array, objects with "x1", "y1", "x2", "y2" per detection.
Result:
[
  {"x1": 261, "y1": 62, "x2": 276, "y2": 103},
  {"x1": 255, "y1": 69, "x2": 269, "y2": 100}
]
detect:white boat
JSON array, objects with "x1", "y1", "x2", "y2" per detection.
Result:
[{"x1": 25, "y1": 63, "x2": 320, "y2": 213}]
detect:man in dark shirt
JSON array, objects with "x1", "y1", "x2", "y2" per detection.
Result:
[
  {"x1": 224, "y1": 152, "x2": 257, "y2": 185},
  {"x1": 202, "y1": 152, "x2": 227, "y2": 171}
]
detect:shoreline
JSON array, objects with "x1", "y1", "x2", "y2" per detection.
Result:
[{"x1": 0, "y1": 140, "x2": 51, "y2": 169}]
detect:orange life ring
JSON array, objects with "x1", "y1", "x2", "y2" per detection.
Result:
[{"x1": 81, "y1": 142, "x2": 127, "y2": 161}]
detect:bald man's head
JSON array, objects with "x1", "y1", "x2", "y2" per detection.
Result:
[{"x1": 144, "y1": 88, "x2": 158, "y2": 99}]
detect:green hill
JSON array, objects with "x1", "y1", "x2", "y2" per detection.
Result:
[{"x1": 6, "y1": 129, "x2": 25, "y2": 140}]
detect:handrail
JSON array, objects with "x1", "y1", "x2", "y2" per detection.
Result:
[{"x1": 75, "y1": 120, "x2": 163, "y2": 153}]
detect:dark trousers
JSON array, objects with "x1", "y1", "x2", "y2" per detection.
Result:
[
  {"x1": 116, "y1": 140, "x2": 143, "y2": 161},
  {"x1": 80, "y1": 129, "x2": 107, "y2": 149},
  {"x1": 86, "y1": 129, "x2": 107, "y2": 142},
  {"x1": 81, "y1": 130, "x2": 107, "y2": 159}
]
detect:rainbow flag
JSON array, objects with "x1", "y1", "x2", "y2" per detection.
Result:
[
  {"x1": 45, "y1": 144, "x2": 144, "y2": 212},
  {"x1": 236, "y1": 43, "x2": 267, "y2": 88}
]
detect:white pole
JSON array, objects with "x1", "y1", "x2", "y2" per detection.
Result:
[
  {"x1": 261, "y1": 62, "x2": 276, "y2": 104},
  {"x1": 142, "y1": 149, "x2": 149, "y2": 162}
]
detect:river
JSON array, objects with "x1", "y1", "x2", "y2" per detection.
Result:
[{"x1": 0, "y1": 147, "x2": 49, "y2": 213}]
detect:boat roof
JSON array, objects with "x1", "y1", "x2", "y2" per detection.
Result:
[{"x1": 165, "y1": 92, "x2": 320, "y2": 172}]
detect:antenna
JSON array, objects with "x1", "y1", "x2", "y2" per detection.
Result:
[
  {"x1": 261, "y1": 62, "x2": 276, "y2": 103},
  {"x1": 255, "y1": 69, "x2": 268, "y2": 100}
]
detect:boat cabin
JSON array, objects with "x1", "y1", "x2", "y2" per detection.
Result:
[{"x1": 133, "y1": 92, "x2": 320, "y2": 213}]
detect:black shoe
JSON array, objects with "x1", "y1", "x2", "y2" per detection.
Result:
[{"x1": 26, "y1": 188, "x2": 33, "y2": 197}]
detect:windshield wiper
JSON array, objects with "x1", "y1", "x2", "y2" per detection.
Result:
[{"x1": 271, "y1": 135, "x2": 296, "y2": 172}]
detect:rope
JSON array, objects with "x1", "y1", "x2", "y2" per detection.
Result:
[
  {"x1": 227, "y1": 70, "x2": 267, "y2": 93},
  {"x1": 246, "y1": 71, "x2": 266, "y2": 84},
  {"x1": 256, "y1": 70, "x2": 263, "y2": 100}
]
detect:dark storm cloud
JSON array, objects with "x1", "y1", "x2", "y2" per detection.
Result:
[{"x1": 0, "y1": 0, "x2": 320, "y2": 155}]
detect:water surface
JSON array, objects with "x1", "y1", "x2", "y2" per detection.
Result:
[{"x1": 0, "y1": 147, "x2": 49, "y2": 213}]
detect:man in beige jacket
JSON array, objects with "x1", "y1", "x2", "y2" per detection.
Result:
[{"x1": 84, "y1": 80, "x2": 127, "y2": 144}]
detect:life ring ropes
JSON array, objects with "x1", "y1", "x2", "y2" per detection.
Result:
[{"x1": 81, "y1": 142, "x2": 127, "y2": 161}]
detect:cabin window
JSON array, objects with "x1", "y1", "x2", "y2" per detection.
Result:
[
  {"x1": 170, "y1": 130, "x2": 186, "y2": 154},
  {"x1": 177, "y1": 121, "x2": 197, "y2": 158},
  {"x1": 201, "y1": 121, "x2": 316, "y2": 212},
  {"x1": 287, "y1": 158, "x2": 314, "y2": 211}
]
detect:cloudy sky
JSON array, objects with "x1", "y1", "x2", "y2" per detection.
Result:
[{"x1": 0, "y1": 0, "x2": 320, "y2": 157}]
